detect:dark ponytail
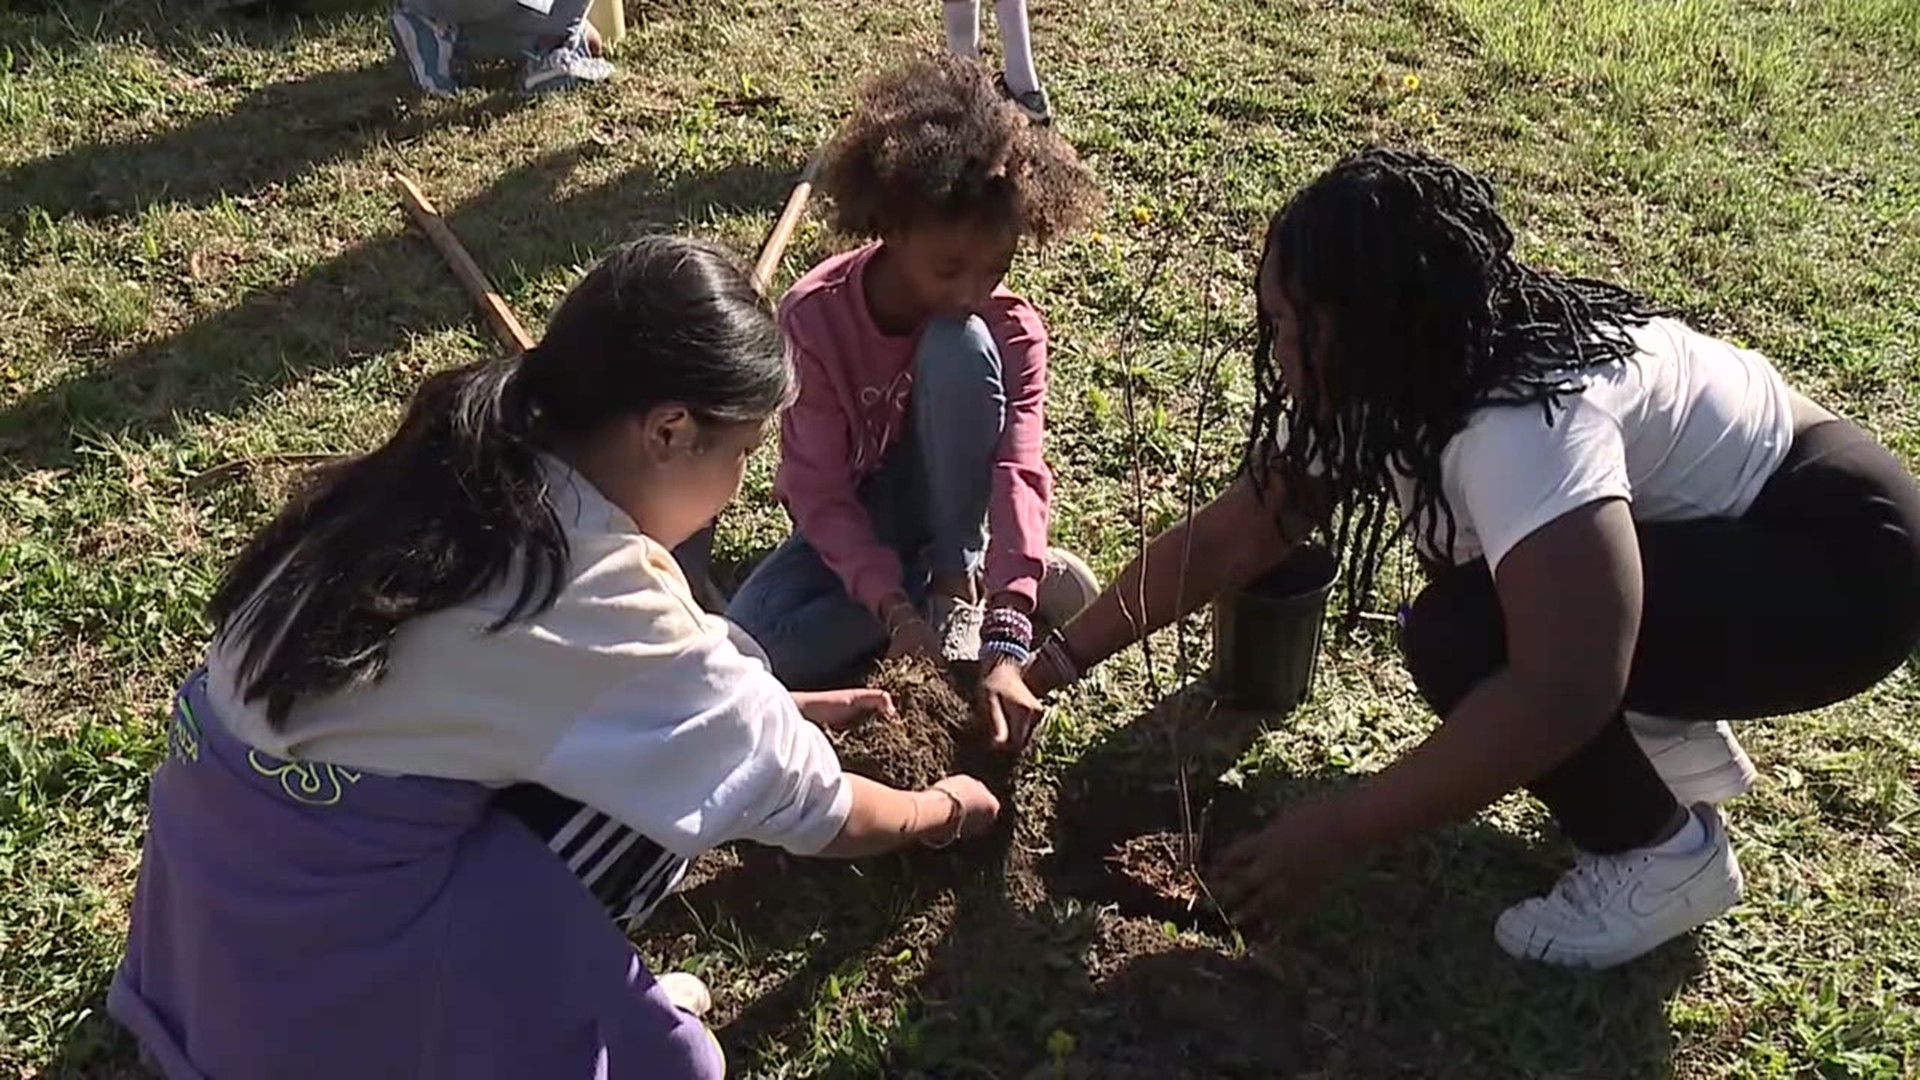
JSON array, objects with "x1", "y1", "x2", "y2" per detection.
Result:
[{"x1": 211, "y1": 235, "x2": 791, "y2": 726}]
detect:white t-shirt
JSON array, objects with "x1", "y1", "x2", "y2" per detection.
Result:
[
  {"x1": 1393, "y1": 317, "x2": 1795, "y2": 571},
  {"x1": 207, "y1": 460, "x2": 852, "y2": 861}
]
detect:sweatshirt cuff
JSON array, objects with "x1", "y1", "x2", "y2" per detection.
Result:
[
  {"x1": 778, "y1": 770, "x2": 854, "y2": 856},
  {"x1": 985, "y1": 552, "x2": 1044, "y2": 605}
]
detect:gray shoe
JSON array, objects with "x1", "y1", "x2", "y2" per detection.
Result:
[
  {"x1": 926, "y1": 593, "x2": 985, "y2": 662},
  {"x1": 995, "y1": 71, "x2": 1051, "y2": 125},
  {"x1": 522, "y1": 30, "x2": 615, "y2": 94},
  {"x1": 1035, "y1": 547, "x2": 1099, "y2": 631}
]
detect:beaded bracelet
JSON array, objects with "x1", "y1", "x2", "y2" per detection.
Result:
[
  {"x1": 979, "y1": 607, "x2": 1035, "y2": 669},
  {"x1": 980, "y1": 606, "x2": 1034, "y2": 647},
  {"x1": 979, "y1": 638, "x2": 1033, "y2": 669}
]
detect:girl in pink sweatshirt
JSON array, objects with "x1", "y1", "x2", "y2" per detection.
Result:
[{"x1": 729, "y1": 55, "x2": 1099, "y2": 714}]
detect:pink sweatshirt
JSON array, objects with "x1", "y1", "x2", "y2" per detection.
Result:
[{"x1": 775, "y1": 243, "x2": 1053, "y2": 614}]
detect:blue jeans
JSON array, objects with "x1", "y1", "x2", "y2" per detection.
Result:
[
  {"x1": 729, "y1": 317, "x2": 1007, "y2": 688},
  {"x1": 402, "y1": 0, "x2": 590, "y2": 58}
]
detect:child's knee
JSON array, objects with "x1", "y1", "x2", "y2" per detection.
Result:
[
  {"x1": 913, "y1": 316, "x2": 1004, "y2": 394},
  {"x1": 912, "y1": 317, "x2": 1006, "y2": 447}
]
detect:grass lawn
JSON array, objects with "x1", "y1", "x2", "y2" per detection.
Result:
[{"x1": 4, "y1": 0, "x2": 1919, "y2": 1075}]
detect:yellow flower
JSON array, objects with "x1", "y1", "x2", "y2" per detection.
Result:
[
  {"x1": 1402, "y1": 72, "x2": 1422, "y2": 93},
  {"x1": 1131, "y1": 205, "x2": 1153, "y2": 225},
  {"x1": 1091, "y1": 230, "x2": 1108, "y2": 245}
]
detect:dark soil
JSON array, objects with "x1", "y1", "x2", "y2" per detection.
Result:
[
  {"x1": 1049, "y1": 775, "x2": 1265, "y2": 933},
  {"x1": 1108, "y1": 830, "x2": 1207, "y2": 908},
  {"x1": 828, "y1": 656, "x2": 973, "y2": 792}
]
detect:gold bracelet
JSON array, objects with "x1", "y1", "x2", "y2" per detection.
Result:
[{"x1": 921, "y1": 785, "x2": 966, "y2": 849}]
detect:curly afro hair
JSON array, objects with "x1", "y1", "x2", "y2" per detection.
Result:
[{"x1": 820, "y1": 54, "x2": 1099, "y2": 243}]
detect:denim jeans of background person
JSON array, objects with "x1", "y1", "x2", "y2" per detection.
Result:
[{"x1": 388, "y1": 0, "x2": 614, "y2": 96}]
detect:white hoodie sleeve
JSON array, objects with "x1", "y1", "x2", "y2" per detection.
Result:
[{"x1": 526, "y1": 546, "x2": 853, "y2": 859}]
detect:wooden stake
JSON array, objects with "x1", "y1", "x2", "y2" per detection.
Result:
[
  {"x1": 585, "y1": 0, "x2": 626, "y2": 50},
  {"x1": 392, "y1": 173, "x2": 536, "y2": 353},
  {"x1": 750, "y1": 147, "x2": 825, "y2": 296}
]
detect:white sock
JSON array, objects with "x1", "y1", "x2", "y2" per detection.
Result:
[
  {"x1": 1646, "y1": 807, "x2": 1708, "y2": 856},
  {"x1": 994, "y1": 0, "x2": 1041, "y2": 96},
  {"x1": 943, "y1": 0, "x2": 980, "y2": 59}
]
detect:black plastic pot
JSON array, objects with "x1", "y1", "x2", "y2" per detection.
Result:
[{"x1": 1209, "y1": 544, "x2": 1338, "y2": 713}]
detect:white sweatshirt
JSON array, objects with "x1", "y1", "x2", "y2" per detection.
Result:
[{"x1": 206, "y1": 460, "x2": 852, "y2": 860}]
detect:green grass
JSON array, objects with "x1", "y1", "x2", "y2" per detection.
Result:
[{"x1": 4, "y1": 0, "x2": 1919, "y2": 1075}]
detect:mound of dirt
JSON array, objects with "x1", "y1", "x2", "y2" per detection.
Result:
[
  {"x1": 1107, "y1": 831, "x2": 1206, "y2": 908},
  {"x1": 829, "y1": 657, "x2": 972, "y2": 791}
]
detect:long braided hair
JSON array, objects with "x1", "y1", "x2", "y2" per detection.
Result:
[{"x1": 1242, "y1": 147, "x2": 1659, "y2": 616}]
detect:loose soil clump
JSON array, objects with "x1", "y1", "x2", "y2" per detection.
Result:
[
  {"x1": 829, "y1": 657, "x2": 972, "y2": 792},
  {"x1": 1107, "y1": 830, "x2": 1207, "y2": 909},
  {"x1": 1050, "y1": 778, "x2": 1266, "y2": 931}
]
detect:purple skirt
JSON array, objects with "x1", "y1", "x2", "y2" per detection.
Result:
[{"x1": 110, "y1": 670, "x2": 724, "y2": 1080}]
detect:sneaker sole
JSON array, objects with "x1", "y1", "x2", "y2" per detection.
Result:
[
  {"x1": 523, "y1": 58, "x2": 616, "y2": 94},
  {"x1": 1494, "y1": 850, "x2": 1744, "y2": 970}
]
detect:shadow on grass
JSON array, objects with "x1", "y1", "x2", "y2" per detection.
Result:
[
  {"x1": 649, "y1": 682, "x2": 1702, "y2": 1077},
  {"x1": 1038, "y1": 685, "x2": 1702, "y2": 1078},
  {"x1": 0, "y1": 143, "x2": 797, "y2": 472},
  {"x1": 37, "y1": 973, "x2": 150, "y2": 1080},
  {"x1": 0, "y1": 0, "x2": 400, "y2": 56},
  {"x1": 0, "y1": 60, "x2": 521, "y2": 231}
]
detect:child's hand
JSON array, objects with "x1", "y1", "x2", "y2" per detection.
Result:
[
  {"x1": 793, "y1": 688, "x2": 895, "y2": 731},
  {"x1": 885, "y1": 614, "x2": 943, "y2": 661},
  {"x1": 922, "y1": 775, "x2": 1001, "y2": 844},
  {"x1": 977, "y1": 659, "x2": 1045, "y2": 751}
]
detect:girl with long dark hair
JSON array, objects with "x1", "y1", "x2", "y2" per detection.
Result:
[
  {"x1": 111, "y1": 235, "x2": 1001, "y2": 1078},
  {"x1": 985, "y1": 148, "x2": 1920, "y2": 969}
]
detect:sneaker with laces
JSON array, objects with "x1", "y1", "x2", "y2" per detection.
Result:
[
  {"x1": 655, "y1": 971, "x2": 713, "y2": 1018},
  {"x1": 926, "y1": 592, "x2": 985, "y2": 662},
  {"x1": 1494, "y1": 804, "x2": 1742, "y2": 970},
  {"x1": 1034, "y1": 547, "x2": 1099, "y2": 632},
  {"x1": 389, "y1": 5, "x2": 459, "y2": 96},
  {"x1": 521, "y1": 30, "x2": 616, "y2": 94},
  {"x1": 994, "y1": 71, "x2": 1052, "y2": 124},
  {"x1": 1627, "y1": 713, "x2": 1757, "y2": 805}
]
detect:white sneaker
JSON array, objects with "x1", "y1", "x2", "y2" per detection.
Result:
[
  {"x1": 1034, "y1": 547, "x2": 1099, "y2": 631},
  {"x1": 1627, "y1": 713, "x2": 1757, "y2": 805},
  {"x1": 1494, "y1": 804, "x2": 1743, "y2": 970},
  {"x1": 656, "y1": 971, "x2": 713, "y2": 1018},
  {"x1": 926, "y1": 592, "x2": 985, "y2": 662}
]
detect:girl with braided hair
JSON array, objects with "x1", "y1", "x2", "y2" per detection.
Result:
[{"x1": 984, "y1": 147, "x2": 1920, "y2": 969}]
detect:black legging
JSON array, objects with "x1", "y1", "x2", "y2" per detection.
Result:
[{"x1": 1401, "y1": 418, "x2": 1920, "y2": 853}]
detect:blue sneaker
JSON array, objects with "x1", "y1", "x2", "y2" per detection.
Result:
[
  {"x1": 521, "y1": 29, "x2": 615, "y2": 94},
  {"x1": 389, "y1": 6, "x2": 459, "y2": 96}
]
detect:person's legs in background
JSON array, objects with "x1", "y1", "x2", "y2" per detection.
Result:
[
  {"x1": 990, "y1": 0, "x2": 1049, "y2": 122},
  {"x1": 940, "y1": 0, "x2": 1051, "y2": 123},
  {"x1": 389, "y1": 0, "x2": 462, "y2": 95},
  {"x1": 391, "y1": 0, "x2": 613, "y2": 95},
  {"x1": 1400, "y1": 419, "x2": 1920, "y2": 969},
  {"x1": 942, "y1": 0, "x2": 981, "y2": 59}
]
